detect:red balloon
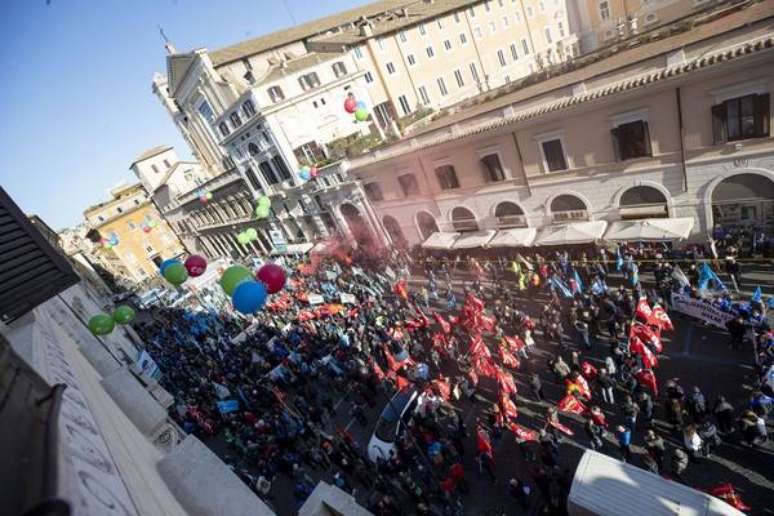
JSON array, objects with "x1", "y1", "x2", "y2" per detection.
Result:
[
  {"x1": 256, "y1": 263, "x2": 287, "y2": 294},
  {"x1": 184, "y1": 255, "x2": 208, "y2": 277},
  {"x1": 143, "y1": 226, "x2": 152, "y2": 233},
  {"x1": 343, "y1": 97, "x2": 357, "y2": 114}
]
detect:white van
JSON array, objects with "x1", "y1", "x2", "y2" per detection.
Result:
[
  {"x1": 568, "y1": 450, "x2": 745, "y2": 516},
  {"x1": 366, "y1": 388, "x2": 420, "y2": 463}
]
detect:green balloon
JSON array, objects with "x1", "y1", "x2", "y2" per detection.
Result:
[
  {"x1": 255, "y1": 205, "x2": 271, "y2": 219},
  {"x1": 163, "y1": 262, "x2": 188, "y2": 286},
  {"x1": 355, "y1": 108, "x2": 369, "y2": 122},
  {"x1": 257, "y1": 196, "x2": 271, "y2": 208},
  {"x1": 220, "y1": 265, "x2": 252, "y2": 295},
  {"x1": 246, "y1": 228, "x2": 258, "y2": 240},
  {"x1": 237, "y1": 232, "x2": 250, "y2": 245},
  {"x1": 88, "y1": 314, "x2": 115, "y2": 336},
  {"x1": 112, "y1": 305, "x2": 136, "y2": 324}
]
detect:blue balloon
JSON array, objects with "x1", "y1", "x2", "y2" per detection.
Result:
[
  {"x1": 299, "y1": 170, "x2": 311, "y2": 181},
  {"x1": 355, "y1": 100, "x2": 367, "y2": 110},
  {"x1": 232, "y1": 280, "x2": 267, "y2": 314},
  {"x1": 159, "y1": 258, "x2": 178, "y2": 273}
]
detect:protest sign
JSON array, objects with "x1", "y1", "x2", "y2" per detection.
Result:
[
  {"x1": 135, "y1": 350, "x2": 161, "y2": 380},
  {"x1": 216, "y1": 399, "x2": 239, "y2": 414},
  {"x1": 340, "y1": 293, "x2": 357, "y2": 304},
  {"x1": 307, "y1": 293, "x2": 324, "y2": 305},
  {"x1": 670, "y1": 293, "x2": 735, "y2": 329}
]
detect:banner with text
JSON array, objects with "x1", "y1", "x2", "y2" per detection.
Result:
[{"x1": 670, "y1": 293, "x2": 735, "y2": 329}]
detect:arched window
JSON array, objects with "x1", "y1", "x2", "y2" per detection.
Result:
[
  {"x1": 416, "y1": 211, "x2": 439, "y2": 241},
  {"x1": 495, "y1": 202, "x2": 526, "y2": 228},
  {"x1": 219, "y1": 122, "x2": 230, "y2": 137},
  {"x1": 620, "y1": 185, "x2": 668, "y2": 219},
  {"x1": 229, "y1": 112, "x2": 242, "y2": 128},
  {"x1": 248, "y1": 143, "x2": 260, "y2": 156},
  {"x1": 383, "y1": 215, "x2": 407, "y2": 247},
  {"x1": 451, "y1": 207, "x2": 478, "y2": 232},
  {"x1": 551, "y1": 194, "x2": 587, "y2": 222},
  {"x1": 711, "y1": 173, "x2": 774, "y2": 231},
  {"x1": 267, "y1": 86, "x2": 285, "y2": 103},
  {"x1": 242, "y1": 100, "x2": 256, "y2": 117}
]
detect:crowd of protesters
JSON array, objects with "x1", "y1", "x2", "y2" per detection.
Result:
[{"x1": 133, "y1": 234, "x2": 772, "y2": 515}]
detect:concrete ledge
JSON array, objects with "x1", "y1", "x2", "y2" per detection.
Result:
[
  {"x1": 76, "y1": 333, "x2": 122, "y2": 377},
  {"x1": 157, "y1": 436, "x2": 274, "y2": 516},
  {"x1": 299, "y1": 482, "x2": 373, "y2": 516},
  {"x1": 100, "y1": 367, "x2": 167, "y2": 437}
]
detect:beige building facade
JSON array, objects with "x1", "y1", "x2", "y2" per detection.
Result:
[
  {"x1": 83, "y1": 183, "x2": 186, "y2": 284},
  {"x1": 347, "y1": 2, "x2": 774, "y2": 248}
]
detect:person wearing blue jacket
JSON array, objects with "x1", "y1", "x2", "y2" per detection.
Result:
[{"x1": 616, "y1": 425, "x2": 632, "y2": 463}]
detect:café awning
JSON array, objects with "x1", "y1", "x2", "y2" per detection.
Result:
[
  {"x1": 604, "y1": 217, "x2": 695, "y2": 241},
  {"x1": 488, "y1": 228, "x2": 537, "y2": 248},
  {"x1": 534, "y1": 221, "x2": 608, "y2": 246},
  {"x1": 421, "y1": 231, "x2": 460, "y2": 250},
  {"x1": 452, "y1": 230, "x2": 497, "y2": 249}
]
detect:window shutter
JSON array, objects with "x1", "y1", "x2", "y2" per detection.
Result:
[
  {"x1": 641, "y1": 121, "x2": 653, "y2": 156},
  {"x1": 754, "y1": 93, "x2": 770, "y2": 138},
  {"x1": 611, "y1": 127, "x2": 621, "y2": 161},
  {"x1": 711, "y1": 103, "x2": 727, "y2": 145}
]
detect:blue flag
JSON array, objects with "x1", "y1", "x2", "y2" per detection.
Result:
[
  {"x1": 591, "y1": 277, "x2": 606, "y2": 296},
  {"x1": 615, "y1": 247, "x2": 624, "y2": 272},
  {"x1": 216, "y1": 399, "x2": 239, "y2": 414},
  {"x1": 551, "y1": 276, "x2": 573, "y2": 299},
  {"x1": 699, "y1": 263, "x2": 726, "y2": 291},
  {"x1": 768, "y1": 297, "x2": 774, "y2": 309},
  {"x1": 751, "y1": 286, "x2": 762, "y2": 303},
  {"x1": 574, "y1": 270, "x2": 584, "y2": 292},
  {"x1": 630, "y1": 263, "x2": 639, "y2": 287}
]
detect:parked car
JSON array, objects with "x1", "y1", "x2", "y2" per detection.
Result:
[{"x1": 367, "y1": 388, "x2": 421, "y2": 463}]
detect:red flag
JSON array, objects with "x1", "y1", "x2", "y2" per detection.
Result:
[
  {"x1": 467, "y1": 368, "x2": 479, "y2": 386},
  {"x1": 630, "y1": 336, "x2": 658, "y2": 369},
  {"x1": 650, "y1": 304, "x2": 674, "y2": 332},
  {"x1": 575, "y1": 375, "x2": 591, "y2": 400},
  {"x1": 396, "y1": 375, "x2": 411, "y2": 390},
  {"x1": 469, "y1": 334, "x2": 491, "y2": 359},
  {"x1": 707, "y1": 483, "x2": 751, "y2": 511},
  {"x1": 431, "y1": 332, "x2": 447, "y2": 351},
  {"x1": 466, "y1": 293, "x2": 485, "y2": 312},
  {"x1": 503, "y1": 335, "x2": 526, "y2": 352},
  {"x1": 558, "y1": 394, "x2": 589, "y2": 415},
  {"x1": 479, "y1": 315, "x2": 497, "y2": 334},
  {"x1": 475, "y1": 355, "x2": 498, "y2": 378},
  {"x1": 496, "y1": 367, "x2": 518, "y2": 395},
  {"x1": 371, "y1": 359, "x2": 386, "y2": 381},
  {"x1": 510, "y1": 423, "x2": 538, "y2": 442},
  {"x1": 416, "y1": 312, "x2": 431, "y2": 329},
  {"x1": 448, "y1": 315, "x2": 460, "y2": 326},
  {"x1": 581, "y1": 361, "x2": 598, "y2": 381},
  {"x1": 499, "y1": 346, "x2": 521, "y2": 369},
  {"x1": 476, "y1": 427, "x2": 493, "y2": 455},
  {"x1": 432, "y1": 311, "x2": 451, "y2": 334},
  {"x1": 393, "y1": 279, "x2": 409, "y2": 301},
  {"x1": 549, "y1": 420, "x2": 575, "y2": 436},
  {"x1": 499, "y1": 392, "x2": 519, "y2": 420},
  {"x1": 634, "y1": 369, "x2": 659, "y2": 397},
  {"x1": 431, "y1": 377, "x2": 451, "y2": 401},
  {"x1": 297, "y1": 310, "x2": 316, "y2": 322},
  {"x1": 630, "y1": 323, "x2": 663, "y2": 354},
  {"x1": 635, "y1": 297, "x2": 653, "y2": 322}
]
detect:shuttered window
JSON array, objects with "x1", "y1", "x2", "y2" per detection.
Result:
[{"x1": 712, "y1": 93, "x2": 770, "y2": 144}]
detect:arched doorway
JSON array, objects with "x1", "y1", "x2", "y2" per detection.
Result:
[
  {"x1": 383, "y1": 216, "x2": 407, "y2": 248},
  {"x1": 340, "y1": 203, "x2": 374, "y2": 246},
  {"x1": 550, "y1": 194, "x2": 588, "y2": 222},
  {"x1": 451, "y1": 207, "x2": 479, "y2": 232},
  {"x1": 711, "y1": 173, "x2": 774, "y2": 232},
  {"x1": 416, "y1": 211, "x2": 439, "y2": 240},
  {"x1": 619, "y1": 185, "x2": 669, "y2": 219},
  {"x1": 495, "y1": 202, "x2": 527, "y2": 228}
]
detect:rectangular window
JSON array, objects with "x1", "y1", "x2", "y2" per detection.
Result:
[
  {"x1": 460, "y1": 33, "x2": 468, "y2": 45},
  {"x1": 386, "y1": 62, "x2": 396, "y2": 74},
  {"x1": 611, "y1": 120, "x2": 652, "y2": 161},
  {"x1": 558, "y1": 21, "x2": 565, "y2": 37},
  {"x1": 197, "y1": 101, "x2": 215, "y2": 123},
  {"x1": 259, "y1": 161, "x2": 279, "y2": 185},
  {"x1": 454, "y1": 12, "x2": 461, "y2": 23},
  {"x1": 713, "y1": 93, "x2": 770, "y2": 144},
  {"x1": 418, "y1": 23, "x2": 427, "y2": 36},
  {"x1": 127, "y1": 221, "x2": 136, "y2": 231},
  {"x1": 377, "y1": 38, "x2": 385, "y2": 51},
  {"x1": 444, "y1": 39, "x2": 452, "y2": 51},
  {"x1": 271, "y1": 155, "x2": 293, "y2": 180},
  {"x1": 354, "y1": 46, "x2": 363, "y2": 59},
  {"x1": 398, "y1": 173, "x2": 420, "y2": 196},
  {"x1": 244, "y1": 166, "x2": 262, "y2": 190},
  {"x1": 363, "y1": 182, "x2": 384, "y2": 201},
  {"x1": 398, "y1": 95, "x2": 411, "y2": 115},
  {"x1": 407, "y1": 54, "x2": 416, "y2": 66},
  {"x1": 364, "y1": 71, "x2": 374, "y2": 83},
  {"x1": 435, "y1": 165, "x2": 460, "y2": 190},
  {"x1": 541, "y1": 139, "x2": 568, "y2": 171},
  {"x1": 599, "y1": 1, "x2": 610, "y2": 20},
  {"x1": 454, "y1": 69, "x2": 465, "y2": 87},
  {"x1": 470, "y1": 63, "x2": 480, "y2": 84},
  {"x1": 475, "y1": 27, "x2": 482, "y2": 38},
  {"x1": 489, "y1": 21, "x2": 497, "y2": 34},
  {"x1": 539, "y1": 1, "x2": 545, "y2": 11},
  {"x1": 522, "y1": 39, "x2": 530, "y2": 55},
  {"x1": 332, "y1": 61, "x2": 347, "y2": 78},
  {"x1": 514, "y1": 12, "x2": 521, "y2": 22},
  {"x1": 502, "y1": 16, "x2": 509, "y2": 27},
  {"x1": 527, "y1": 6, "x2": 533, "y2": 16},
  {"x1": 469, "y1": 6, "x2": 476, "y2": 17},
  {"x1": 298, "y1": 72, "x2": 321, "y2": 91},
  {"x1": 418, "y1": 86, "x2": 431, "y2": 106},
  {"x1": 510, "y1": 43, "x2": 518, "y2": 60},
  {"x1": 437, "y1": 77, "x2": 448, "y2": 97},
  {"x1": 497, "y1": 49, "x2": 507, "y2": 67},
  {"x1": 480, "y1": 153, "x2": 505, "y2": 181},
  {"x1": 399, "y1": 30, "x2": 407, "y2": 43},
  {"x1": 426, "y1": 46, "x2": 435, "y2": 58},
  {"x1": 484, "y1": 1, "x2": 491, "y2": 12},
  {"x1": 544, "y1": 27, "x2": 552, "y2": 44},
  {"x1": 437, "y1": 18, "x2": 444, "y2": 29}
]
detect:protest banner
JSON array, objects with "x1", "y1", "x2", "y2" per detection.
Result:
[
  {"x1": 307, "y1": 293, "x2": 324, "y2": 305},
  {"x1": 340, "y1": 293, "x2": 357, "y2": 304},
  {"x1": 216, "y1": 399, "x2": 239, "y2": 414},
  {"x1": 135, "y1": 350, "x2": 161, "y2": 380},
  {"x1": 670, "y1": 292, "x2": 735, "y2": 329}
]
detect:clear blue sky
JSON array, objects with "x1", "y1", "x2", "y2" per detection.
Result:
[{"x1": 0, "y1": 0, "x2": 365, "y2": 230}]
